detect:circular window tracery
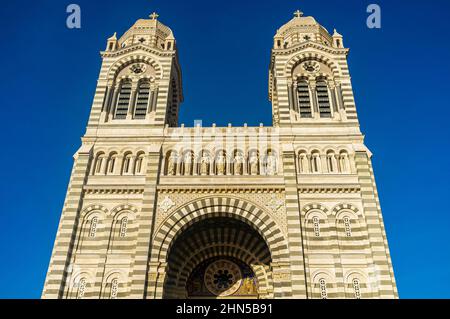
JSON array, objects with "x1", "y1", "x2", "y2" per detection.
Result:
[{"x1": 204, "y1": 259, "x2": 242, "y2": 296}]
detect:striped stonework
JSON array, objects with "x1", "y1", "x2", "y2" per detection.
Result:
[
  {"x1": 43, "y1": 11, "x2": 397, "y2": 299},
  {"x1": 42, "y1": 146, "x2": 92, "y2": 298}
]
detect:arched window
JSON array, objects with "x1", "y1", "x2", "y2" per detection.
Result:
[
  {"x1": 134, "y1": 80, "x2": 150, "y2": 119},
  {"x1": 89, "y1": 217, "x2": 98, "y2": 238},
  {"x1": 316, "y1": 80, "x2": 331, "y2": 118},
  {"x1": 77, "y1": 278, "x2": 87, "y2": 299},
  {"x1": 312, "y1": 217, "x2": 320, "y2": 237},
  {"x1": 114, "y1": 79, "x2": 132, "y2": 119},
  {"x1": 134, "y1": 153, "x2": 145, "y2": 174},
  {"x1": 319, "y1": 278, "x2": 328, "y2": 299},
  {"x1": 122, "y1": 153, "x2": 133, "y2": 175},
  {"x1": 343, "y1": 216, "x2": 352, "y2": 237},
  {"x1": 107, "y1": 153, "x2": 118, "y2": 175},
  {"x1": 353, "y1": 278, "x2": 361, "y2": 299},
  {"x1": 297, "y1": 80, "x2": 312, "y2": 118},
  {"x1": 94, "y1": 153, "x2": 106, "y2": 175},
  {"x1": 110, "y1": 278, "x2": 119, "y2": 299},
  {"x1": 119, "y1": 217, "x2": 128, "y2": 237}
]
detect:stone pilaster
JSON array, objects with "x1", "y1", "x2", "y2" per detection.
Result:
[{"x1": 129, "y1": 145, "x2": 162, "y2": 298}]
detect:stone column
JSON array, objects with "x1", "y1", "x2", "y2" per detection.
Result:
[
  {"x1": 100, "y1": 85, "x2": 111, "y2": 122},
  {"x1": 292, "y1": 82, "x2": 299, "y2": 113},
  {"x1": 127, "y1": 82, "x2": 138, "y2": 120},
  {"x1": 328, "y1": 81, "x2": 339, "y2": 118},
  {"x1": 108, "y1": 84, "x2": 120, "y2": 121},
  {"x1": 100, "y1": 155, "x2": 108, "y2": 175},
  {"x1": 151, "y1": 87, "x2": 159, "y2": 112},
  {"x1": 309, "y1": 81, "x2": 319, "y2": 119},
  {"x1": 147, "y1": 261, "x2": 168, "y2": 299},
  {"x1": 336, "y1": 83, "x2": 345, "y2": 110},
  {"x1": 147, "y1": 89, "x2": 154, "y2": 114},
  {"x1": 287, "y1": 82, "x2": 293, "y2": 110}
]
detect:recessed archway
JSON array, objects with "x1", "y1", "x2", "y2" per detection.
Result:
[{"x1": 162, "y1": 217, "x2": 272, "y2": 299}]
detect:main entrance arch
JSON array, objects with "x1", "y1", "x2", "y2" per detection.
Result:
[
  {"x1": 149, "y1": 196, "x2": 291, "y2": 299},
  {"x1": 164, "y1": 217, "x2": 271, "y2": 298}
]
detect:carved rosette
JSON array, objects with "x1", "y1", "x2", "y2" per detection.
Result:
[
  {"x1": 266, "y1": 194, "x2": 284, "y2": 212},
  {"x1": 301, "y1": 61, "x2": 320, "y2": 74},
  {"x1": 158, "y1": 196, "x2": 175, "y2": 213}
]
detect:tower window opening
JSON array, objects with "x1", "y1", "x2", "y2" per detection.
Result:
[
  {"x1": 134, "y1": 81, "x2": 150, "y2": 119},
  {"x1": 297, "y1": 80, "x2": 312, "y2": 118},
  {"x1": 114, "y1": 80, "x2": 132, "y2": 119},
  {"x1": 316, "y1": 80, "x2": 332, "y2": 118}
]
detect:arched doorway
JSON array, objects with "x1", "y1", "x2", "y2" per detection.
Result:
[{"x1": 163, "y1": 217, "x2": 272, "y2": 298}]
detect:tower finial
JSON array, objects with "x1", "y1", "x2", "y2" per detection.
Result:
[
  {"x1": 149, "y1": 12, "x2": 159, "y2": 20},
  {"x1": 294, "y1": 10, "x2": 303, "y2": 18}
]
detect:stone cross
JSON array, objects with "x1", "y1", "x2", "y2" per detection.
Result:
[
  {"x1": 150, "y1": 12, "x2": 159, "y2": 20},
  {"x1": 294, "y1": 10, "x2": 303, "y2": 18}
]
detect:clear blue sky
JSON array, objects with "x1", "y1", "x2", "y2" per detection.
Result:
[{"x1": 1, "y1": 0, "x2": 449, "y2": 299}]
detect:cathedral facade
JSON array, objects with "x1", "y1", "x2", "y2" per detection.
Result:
[{"x1": 42, "y1": 11, "x2": 398, "y2": 299}]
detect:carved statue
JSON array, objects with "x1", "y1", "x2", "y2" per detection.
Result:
[
  {"x1": 183, "y1": 152, "x2": 192, "y2": 175},
  {"x1": 167, "y1": 152, "x2": 177, "y2": 175},
  {"x1": 312, "y1": 154, "x2": 321, "y2": 173},
  {"x1": 249, "y1": 152, "x2": 259, "y2": 175},
  {"x1": 216, "y1": 152, "x2": 226, "y2": 175},
  {"x1": 233, "y1": 152, "x2": 244, "y2": 175},
  {"x1": 340, "y1": 153, "x2": 349, "y2": 173},
  {"x1": 300, "y1": 154, "x2": 309, "y2": 173},
  {"x1": 266, "y1": 151, "x2": 277, "y2": 175},
  {"x1": 200, "y1": 154, "x2": 210, "y2": 175},
  {"x1": 242, "y1": 277, "x2": 255, "y2": 294}
]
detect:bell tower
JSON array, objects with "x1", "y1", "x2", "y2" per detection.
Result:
[
  {"x1": 269, "y1": 10, "x2": 359, "y2": 131},
  {"x1": 87, "y1": 12, "x2": 183, "y2": 135}
]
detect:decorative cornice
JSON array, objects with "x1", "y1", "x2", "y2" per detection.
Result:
[
  {"x1": 272, "y1": 41, "x2": 349, "y2": 58},
  {"x1": 101, "y1": 43, "x2": 174, "y2": 58},
  {"x1": 83, "y1": 184, "x2": 359, "y2": 194},
  {"x1": 84, "y1": 186, "x2": 144, "y2": 195},
  {"x1": 158, "y1": 185, "x2": 284, "y2": 194},
  {"x1": 298, "y1": 186, "x2": 360, "y2": 194}
]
